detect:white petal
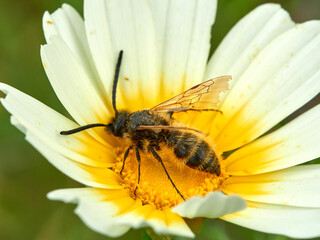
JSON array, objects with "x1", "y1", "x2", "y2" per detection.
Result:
[
  {"x1": 26, "y1": 132, "x2": 121, "y2": 189},
  {"x1": 224, "y1": 165, "x2": 320, "y2": 208},
  {"x1": 149, "y1": 0, "x2": 217, "y2": 100},
  {"x1": 172, "y1": 191, "x2": 246, "y2": 219},
  {"x1": 43, "y1": 11, "x2": 58, "y2": 41},
  {"x1": 41, "y1": 36, "x2": 110, "y2": 141},
  {"x1": 0, "y1": 83, "x2": 114, "y2": 168},
  {"x1": 83, "y1": 0, "x2": 115, "y2": 113},
  {"x1": 118, "y1": 205, "x2": 194, "y2": 238},
  {"x1": 1, "y1": 84, "x2": 118, "y2": 187},
  {"x1": 85, "y1": 0, "x2": 160, "y2": 110},
  {"x1": 43, "y1": 4, "x2": 88, "y2": 60},
  {"x1": 48, "y1": 188, "x2": 134, "y2": 238},
  {"x1": 212, "y1": 21, "x2": 320, "y2": 151},
  {"x1": 10, "y1": 115, "x2": 26, "y2": 134},
  {"x1": 222, "y1": 201, "x2": 320, "y2": 239},
  {"x1": 43, "y1": 5, "x2": 111, "y2": 112},
  {"x1": 43, "y1": 4, "x2": 97, "y2": 77},
  {"x1": 225, "y1": 104, "x2": 320, "y2": 175},
  {"x1": 205, "y1": 4, "x2": 294, "y2": 87},
  {"x1": 147, "y1": 0, "x2": 169, "y2": 58}
]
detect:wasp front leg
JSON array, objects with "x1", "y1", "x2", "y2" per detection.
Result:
[{"x1": 120, "y1": 145, "x2": 134, "y2": 175}]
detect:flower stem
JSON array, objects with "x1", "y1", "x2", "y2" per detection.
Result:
[{"x1": 143, "y1": 228, "x2": 173, "y2": 240}]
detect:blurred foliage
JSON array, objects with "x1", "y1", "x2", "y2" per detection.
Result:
[{"x1": 0, "y1": 0, "x2": 319, "y2": 240}]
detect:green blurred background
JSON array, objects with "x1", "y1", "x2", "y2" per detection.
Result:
[{"x1": 0, "y1": 0, "x2": 319, "y2": 239}]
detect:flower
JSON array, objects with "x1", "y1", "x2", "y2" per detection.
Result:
[{"x1": 1, "y1": 0, "x2": 320, "y2": 239}]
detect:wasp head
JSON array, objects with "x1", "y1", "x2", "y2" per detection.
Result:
[{"x1": 106, "y1": 111, "x2": 129, "y2": 137}]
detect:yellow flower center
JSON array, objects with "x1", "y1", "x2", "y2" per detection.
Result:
[{"x1": 113, "y1": 145, "x2": 228, "y2": 209}]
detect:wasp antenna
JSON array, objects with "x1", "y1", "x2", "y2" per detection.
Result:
[
  {"x1": 112, "y1": 50, "x2": 123, "y2": 118},
  {"x1": 60, "y1": 123, "x2": 107, "y2": 135}
]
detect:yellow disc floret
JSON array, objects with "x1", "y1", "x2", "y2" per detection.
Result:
[{"x1": 113, "y1": 146, "x2": 228, "y2": 209}]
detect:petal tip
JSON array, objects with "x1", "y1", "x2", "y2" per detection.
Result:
[{"x1": 172, "y1": 191, "x2": 247, "y2": 219}]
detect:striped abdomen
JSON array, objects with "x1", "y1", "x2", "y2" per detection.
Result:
[{"x1": 167, "y1": 131, "x2": 220, "y2": 176}]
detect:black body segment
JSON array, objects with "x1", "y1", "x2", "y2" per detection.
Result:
[
  {"x1": 112, "y1": 50, "x2": 123, "y2": 118},
  {"x1": 168, "y1": 131, "x2": 196, "y2": 158},
  {"x1": 186, "y1": 141, "x2": 209, "y2": 168},
  {"x1": 134, "y1": 146, "x2": 141, "y2": 195},
  {"x1": 60, "y1": 123, "x2": 107, "y2": 135},
  {"x1": 201, "y1": 151, "x2": 221, "y2": 175},
  {"x1": 120, "y1": 145, "x2": 134, "y2": 174}
]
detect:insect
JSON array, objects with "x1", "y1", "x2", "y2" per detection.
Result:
[{"x1": 61, "y1": 51, "x2": 231, "y2": 200}]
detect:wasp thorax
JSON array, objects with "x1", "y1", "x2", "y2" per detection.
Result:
[{"x1": 127, "y1": 110, "x2": 169, "y2": 129}]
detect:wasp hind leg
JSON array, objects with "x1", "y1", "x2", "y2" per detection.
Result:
[
  {"x1": 148, "y1": 145, "x2": 185, "y2": 201},
  {"x1": 133, "y1": 146, "x2": 141, "y2": 196}
]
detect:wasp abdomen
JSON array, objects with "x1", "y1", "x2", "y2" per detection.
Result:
[
  {"x1": 199, "y1": 150, "x2": 221, "y2": 176},
  {"x1": 167, "y1": 131, "x2": 220, "y2": 176},
  {"x1": 168, "y1": 131, "x2": 196, "y2": 157}
]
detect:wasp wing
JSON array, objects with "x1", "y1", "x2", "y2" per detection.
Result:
[
  {"x1": 137, "y1": 125, "x2": 206, "y2": 136},
  {"x1": 150, "y1": 76, "x2": 231, "y2": 113}
]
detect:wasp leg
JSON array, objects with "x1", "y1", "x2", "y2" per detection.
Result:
[
  {"x1": 120, "y1": 145, "x2": 134, "y2": 175},
  {"x1": 148, "y1": 145, "x2": 185, "y2": 201},
  {"x1": 134, "y1": 146, "x2": 141, "y2": 196}
]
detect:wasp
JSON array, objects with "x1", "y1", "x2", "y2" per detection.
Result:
[{"x1": 61, "y1": 51, "x2": 230, "y2": 200}]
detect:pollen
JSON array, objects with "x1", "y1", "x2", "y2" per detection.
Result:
[{"x1": 113, "y1": 146, "x2": 228, "y2": 209}]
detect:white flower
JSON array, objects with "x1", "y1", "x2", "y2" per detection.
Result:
[{"x1": 1, "y1": 0, "x2": 320, "y2": 238}]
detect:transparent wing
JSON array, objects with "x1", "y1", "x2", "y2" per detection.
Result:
[
  {"x1": 150, "y1": 76, "x2": 231, "y2": 113},
  {"x1": 137, "y1": 125, "x2": 207, "y2": 136}
]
